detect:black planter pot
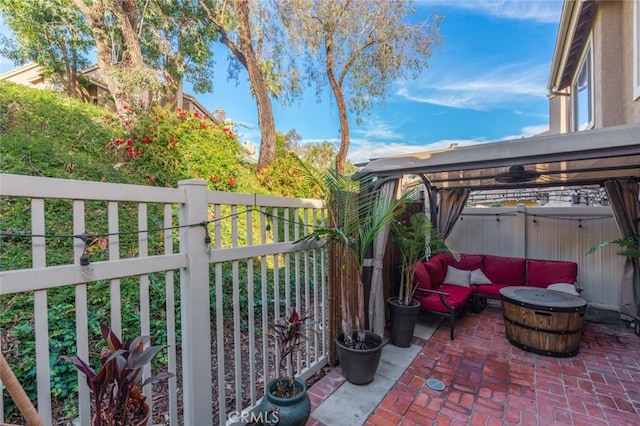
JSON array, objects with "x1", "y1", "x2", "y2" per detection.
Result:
[
  {"x1": 335, "y1": 331, "x2": 384, "y2": 385},
  {"x1": 258, "y1": 377, "x2": 310, "y2": 426},
  {"x1": 387, "y1": 297, "x2": 420, "y2": 348}
]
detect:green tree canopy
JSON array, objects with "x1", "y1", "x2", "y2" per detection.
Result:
[
  {"x1": 0, "y1": 0, "x2": 93, "y2": 98},
  {"x1": 281, "y1": 0, "x2": 443, "y2": 174}
]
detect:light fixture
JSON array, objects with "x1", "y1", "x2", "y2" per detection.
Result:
[{"x1": 494, "y1": 165, "x2": 540, "y2": 183}]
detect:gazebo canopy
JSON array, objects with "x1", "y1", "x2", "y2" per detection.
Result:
[
  {"x1": 361, "y1": 123, "x2": 640, "y2": 322},
  {"x1": 361, "y1": 123, "x2": 640, "y2": 191}
]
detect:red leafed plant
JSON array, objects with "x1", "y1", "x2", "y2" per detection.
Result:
[
  {"x1": 61, "y1": 324, "x2": 173, "y2": 426},
  {"x1": 269, "y1": 307, "x2": 316, "y2": 398}
]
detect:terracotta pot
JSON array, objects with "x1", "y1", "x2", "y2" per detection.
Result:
[{"x1": 136, "y1": 402, "x2": 151, "y2": 426}]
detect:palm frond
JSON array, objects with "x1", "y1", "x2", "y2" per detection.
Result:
[
  {"x1": 589, "y1": 235, "x2": 640, "y2": 259},
  {"x1": 298, "y1": 168, "x2": 411, "y2": 339}
]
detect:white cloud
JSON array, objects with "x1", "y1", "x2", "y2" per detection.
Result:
[
  {"x1": 498, "y1": 123, "x2": 549, "y2": 140},
  {"x1": 353, "y1": 116, "x2": 406, "y2": 141},
  {"x1": 396, "y1": 62, "x2": 549, "y2": 110},
  {"x1": 419, "y1": 0, "x2": 562, "y2": 24},
  {"x1": 521, "y1": 124, "x2": 548, "y2": 137},
  {"x1": 347, "y1": 137, "x2": 484, "y2": 164}
]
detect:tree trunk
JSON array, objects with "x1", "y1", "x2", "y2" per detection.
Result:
[
  {"x1": 235, "y1": 0, "x2": 276, "y2": 169},
  {"x1": 113, "y1": 0, "x2": 151, "y2": 110},
  {"x1": 73, "y1": 0, "x2": 152, "y2": 113},
  {"x1": 325, "y1": 37, "x2": 349, "y2": 176}
]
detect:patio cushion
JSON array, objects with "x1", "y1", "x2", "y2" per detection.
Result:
[
  {"x1": 483, "y1": 254, "x2": 525, "y2": 285},
  {"x1": 414, "y1": 284, "x2": 474, "y2": 313},
  {"x1": 527, "y1": 260, "x2": 578, "y2": 288},
  {"x1": 475, "y1": 283, "x2": 514, "y2": 298},
  {"x1": 444, "y1": 266, "x2": 471, "y2": 287},
  {"x1": 547, "y1": 283, "x2": 580, "y2": 296},
  {"x1": 425, "y1": 258, "x2": 447, "y2": 288},
  {"x1": 470, "y1": 268, "x2": 492, "y2": 285},
  {"x1": 412, "y1": 261, "x2": 432, "y2": 290},
  {"x1": 452, "y1": 254, "x2": 484, "y2": 271},
  {"x1": 432, "y1": 252, "x2": 455, "y2": 267}
]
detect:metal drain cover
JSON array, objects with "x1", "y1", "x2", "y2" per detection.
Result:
[{"x1": 426, "y1": 378, "x2": 445, "y2": 391}]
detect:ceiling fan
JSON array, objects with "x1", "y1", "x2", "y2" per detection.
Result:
[{"x1": 494, "y1": 165, "x2": 541, "y2": 183}]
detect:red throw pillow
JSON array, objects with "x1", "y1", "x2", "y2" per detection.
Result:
[
  {"x1": 527, "y1": 260, "x2": 578, "y2": 288},
  {"x1": 412, "y1": 262, "x2": 432, "y2": 290}
]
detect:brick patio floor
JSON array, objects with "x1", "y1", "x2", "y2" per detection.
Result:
[{"x1": 308, "y1": 305, "x2": 640, "y2": 426}]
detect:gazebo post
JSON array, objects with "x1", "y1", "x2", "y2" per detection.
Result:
[{"x1": 420, "y1": 175, "x2": 439, "y2": 233}]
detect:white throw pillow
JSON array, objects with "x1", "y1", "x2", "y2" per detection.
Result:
[
  {"x1": 443, "y1": 266, "x2": 471, "y2": 287},
  {"x1": 470, "y1": 268, "x2": 492, "y2": 285},
  {"x1": 547, "y1": 283, "x2": 580, "y2": 296}
]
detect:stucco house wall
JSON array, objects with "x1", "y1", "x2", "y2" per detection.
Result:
[{"x1": 548, "y1": 0, "x2": 640, "y2": 134}]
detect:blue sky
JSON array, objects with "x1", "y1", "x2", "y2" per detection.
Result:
[{"x1": 0, "y1": 0, "x2": 564, "y2": 164}]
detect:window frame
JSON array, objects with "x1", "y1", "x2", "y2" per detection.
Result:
[
  {"x1": 572, "y1": 37, "x2": 595, "y2": 131},
  {"x1": 634, "y1": 0, "x2": 640, "y2": 100}
]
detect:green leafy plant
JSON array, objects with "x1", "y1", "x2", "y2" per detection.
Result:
[
  {"x1": 269, "y1": 306, "x2": 316, "y2": 398},
  {"x1": 61, "y1": 324, "x2": 173, "y2": 426},
  {"x1": 299, "y1": 169, "x2": 409, "y2": 349},
  {"x1": 392, "y1": 213, "x2": 455, "y2": 306},
  {"x1": 588, "y1": 218, "x2": 640, "y2": 258}
]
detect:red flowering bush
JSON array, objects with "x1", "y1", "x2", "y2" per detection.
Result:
[{"x1": 103, "y1": 106, "x2": 246, "y2": 189}]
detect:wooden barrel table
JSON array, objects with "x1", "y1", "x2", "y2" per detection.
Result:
[{"x1": 500, "y1": 286, "x2": 586, "y2": 357}]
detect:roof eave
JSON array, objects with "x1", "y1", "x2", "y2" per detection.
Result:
[{"x1": 548, "y1": 0, "x2": 582, "y2": 91}]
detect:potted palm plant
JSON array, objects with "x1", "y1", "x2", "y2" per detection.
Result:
[
  {"x1": 259, "y1": 306, "x2": 315, "y2": 426},
  {"x1": 61, "y1": 324, "x2": 173, "y2": 426},
  {"x1": 389, "y1": 212, "x2": 454, "y2": 347},
  {"x1": 299, "y1": 169, "x2": 408, "y2": 384},
  {"x1": 589, "y1": 219, "x2": 640, "y2": 335}
]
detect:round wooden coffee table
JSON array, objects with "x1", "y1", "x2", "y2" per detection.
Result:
[{"x1": 500, "y1": 286, "x2": 587, "y2": 357}]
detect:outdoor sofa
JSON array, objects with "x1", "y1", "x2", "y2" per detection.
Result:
[{"x1": 412, "y1": 253, "x2": 579, "y2": 340}]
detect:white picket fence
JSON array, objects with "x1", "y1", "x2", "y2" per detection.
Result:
[{"x1": 0, "y1": 173, "x2": 328, "y2": 426}]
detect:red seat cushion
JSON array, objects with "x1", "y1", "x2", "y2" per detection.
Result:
[
  {"x1": 483, "y1": 255, "x2": 525, "y2": 285},
  {"x1": 452, "y1": 254, "x2": 484, "y2": 271},
  {"x1": 414, "y1": 284, "x2": 473, "y2": 313},
  {"x1": 412, "y1": 262, "x2": 432, "y2": 290},
  {"x1": 474, "y1": 283, "x2": 515, "y2": 298},
  {"x1": 527, "y1": 260, "x2": 578, "y2": 288}
]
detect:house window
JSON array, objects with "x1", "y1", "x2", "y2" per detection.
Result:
[
  {"x1": 573, "y1": 42, "x2": 593, "y2": 131},
  {"x1": 634, "y1": 0, "x2": 640, "y2": 99}
]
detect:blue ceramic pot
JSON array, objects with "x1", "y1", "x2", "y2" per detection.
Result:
[{"x1": 259, "y1": 377, "x2": 310, "y2": 426}]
